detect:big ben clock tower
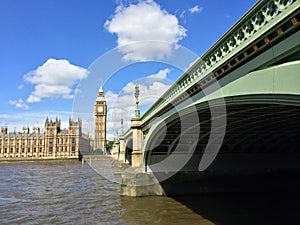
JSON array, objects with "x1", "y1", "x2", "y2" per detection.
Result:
[{"x1": 94, "y1": 84, "x2": 107, "y2": 152}]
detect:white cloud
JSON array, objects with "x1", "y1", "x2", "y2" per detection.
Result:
[
  {"x1": 104, "y1": 0, "x2": 186, "y2": 61},
  {"x1": 188, "y1": 5, "x2": 203, "y2": 14},
  {"x1": 180, "y1": 10, "x2": 186, "y2": 20},
  {"x1": 105, "y1": 68, "x2": 172, "y2": 140},
  {"x1": 147, "y1": 68, "x2": 170, "y2": 80},
  {"x1": 9, "y1": 98, "x2": 30, "y2": 110},
  {"x1": 24, "y1": 58, "x2": 89, "y2": 103}
]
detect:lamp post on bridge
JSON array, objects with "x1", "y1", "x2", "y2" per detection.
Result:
[
  {"x1": 131, "y1": 84, "x2": 142, "y2": 167},
  {"x1": 135, "y1": 85, "x2": 140, "y2": 118},
  {"x1": 118, "y1": 118, "x2": 126, "y2": 163},
  {"x1": 121, "y1": 118, "x2": 124, "y2": 135}
]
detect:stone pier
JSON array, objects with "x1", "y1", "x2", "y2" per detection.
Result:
[
  {"x1": 120, "y1": 167, "x2": 165, "y2": 197},
  {"x1": 130, "y1": 118, "x2": 143, "y2": 167},
  {"x1": 119, "y1": 135, "x2": 126, "y2": 163}
]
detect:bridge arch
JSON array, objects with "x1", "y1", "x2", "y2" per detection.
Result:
[
  {"x1": 143, "y1": 60, "x2": 300, "y2": 174},
  {"x1": 124, "y1": 138, "x2": 133, "y2": 165}
]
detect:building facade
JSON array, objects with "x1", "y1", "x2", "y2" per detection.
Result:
[
  {"x1": 94, "y1": 85, "x2": 107, "y2": 152},
  {"x1": 0, "y1": 117, "x2": 92, "y2": 160}
]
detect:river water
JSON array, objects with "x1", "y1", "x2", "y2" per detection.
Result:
[{"x1": 0, "y1": 160, "x2": 299, "y2": 225}]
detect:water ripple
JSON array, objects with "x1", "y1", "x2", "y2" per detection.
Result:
[{"x1": 0, "y1": 161, "x2": 126, "y2": 225}]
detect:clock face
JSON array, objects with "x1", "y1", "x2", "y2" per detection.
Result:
[{"x1": 97, "y1": 106, "x2": 103, "y2": 112}]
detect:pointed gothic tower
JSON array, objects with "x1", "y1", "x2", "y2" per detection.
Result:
[{"x1": 94, "y1": 84, "x2": 107, "y2": 152}]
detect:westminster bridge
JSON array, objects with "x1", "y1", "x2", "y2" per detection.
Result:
[{"x1": 109, "y1": 0, "x2": 300, "y2": 196}]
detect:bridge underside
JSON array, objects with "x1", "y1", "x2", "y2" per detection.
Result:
[
  {"x1": 146, "y1": 95, "x2": 300, "y2": 173},
  {"x1": 144, "y1": 96, "x2": 300, "y2": 194},
  {"x1": 147, "y1": 96, "x2": 300, "y2": 170}
]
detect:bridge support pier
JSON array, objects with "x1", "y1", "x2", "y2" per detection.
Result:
[
  {"x1": 131, "y1": 118, "x2": 143, "y2": 167},
  {"x1": 120, "y1": 167, "x2": 165, "y2": 197},
  {"x1": 119, "y1": 135, "x2": 126, "y2": 163},
  {"x1": 111, "y1": 140, "x2": 119, "y2": 160}
]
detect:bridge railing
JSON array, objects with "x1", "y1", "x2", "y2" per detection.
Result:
[{"x1": 140, "y1": 0, "x2": 299, "y2": 125}]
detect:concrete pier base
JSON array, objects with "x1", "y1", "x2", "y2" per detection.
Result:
[
  {"x1": 120, "y1": 167, "x2": 166, "y2": 197},
  {"x1": 118, "y1": 152, "x2": 125, "y2": 163}
]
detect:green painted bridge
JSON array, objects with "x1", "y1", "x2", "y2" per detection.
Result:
[{"x1": 110, "y1": 0, "x2": 300, "y2": 196}]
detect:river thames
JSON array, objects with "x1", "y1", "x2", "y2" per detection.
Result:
[{"x1": 0, "y1": 160, "x2": 298, "y2": 224}]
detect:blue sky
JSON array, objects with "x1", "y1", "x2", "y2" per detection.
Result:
[{"x1": 0, "y1": 0, "x2": 257, "y2": 139}]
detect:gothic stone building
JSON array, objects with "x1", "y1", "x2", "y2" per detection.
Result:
[
  {"x1": 94, "y1": 85, "x2": 107, "y2": 152},
  {"x1": 0, "y1": 117, "x2": 91, "y2": 159}
]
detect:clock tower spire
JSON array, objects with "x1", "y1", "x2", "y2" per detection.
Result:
[{"x1": 94, "y1": 84, "x2": 107, "y2": 153}]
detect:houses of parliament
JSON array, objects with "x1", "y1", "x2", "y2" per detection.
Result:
[
  {"x1": 0, "y1": 85, "x2": 107, "y2": 160},
  {"x1": 0, "y1": 117, "x2": 92, "y2": 160}
]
